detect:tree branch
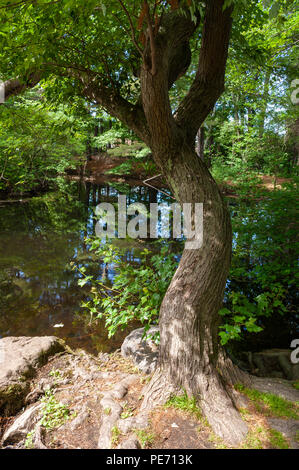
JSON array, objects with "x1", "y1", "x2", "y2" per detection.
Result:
[
  {"x1": 175, "y1": 0, "x2": 233, "y2": 143},
  {"x1": 144, "y1": 0, "x2": 157, "y2": 75},
  {"x1": 77, "y1": 73, "x2": 150, "y2": 145},
  {"x1": 0, "y1": 72, "x2": 41, "y2": 102},
  {"x1": 117, "y1": 0, "x2": 144, "y2": 57}
]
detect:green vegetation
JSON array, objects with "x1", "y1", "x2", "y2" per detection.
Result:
[
  {"x1": 242, "y1": 425, "x2": 289, "y2": 449},
  {"x1": 110, "y1": 426, "x2": 122, "y2": 447},
  {"x1": 40, "y1": 391, "x2": 74, "y2": 429},
  {"x1": 165, "y1": 392, "x2": 202, "y2": 420},
  {"x1": 268, "y1": 429, "x2": 290, "y2": 449},
  {"x1": 120, "y1": 403, "x2": 134, "y2": 419},
  {"x1": 134, "y1": 428, "x2": 156, "y2": 449},
  {"x1": 0, "y1": 0, "x2": 298, "y2": 448},
  {"x1": 235, "y1": 385, "x2": 299, "y2": 419},
  {"x1": 293, "y1": 381, "x2": 299, "y2": 391},
  {"x1": 24, "y1": 430, "x2": 35, "y2": 449},
  {"x1": 76, "y1": 241, "x2": 178, "y2": 338}
]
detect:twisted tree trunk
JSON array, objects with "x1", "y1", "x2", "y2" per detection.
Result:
[
  {"x1": 141, "y1": 145, "x2": 250, "y2": 444},
  {"x1": 134, "y1": 2, "x2": 251, "y2": 445}
]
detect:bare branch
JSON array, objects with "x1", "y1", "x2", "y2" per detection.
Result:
[{"x1": 117, "y1": 0, "x2": 144, "y2": 57}]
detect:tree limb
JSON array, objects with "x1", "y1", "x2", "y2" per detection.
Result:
[
  {"x1": 144, "y1": 0, "x2": 157, "y2": 75},
  {"x1": 0, "y1": 72, "x2": 41, "y2": 103},
  {"x1": 175, "y1": 0, "x2": 233, "y2": 143},
  {"x1": 77, "y1": 73, "x2": 150, "y2": 144},
  {"x1": 117, "y1": 0, "x2": 144, "y2": 57}
]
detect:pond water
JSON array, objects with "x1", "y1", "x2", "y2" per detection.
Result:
[
  {"x1": 0, "y1": 180, "x2": 173, "y2": 354},
  {"x1": 0, "y1": 179, "x2": 296, "y2": 355}
]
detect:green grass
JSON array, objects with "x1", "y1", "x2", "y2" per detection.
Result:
[
  {"x1": 292, "y1": 380, "x2": 299, "y2": 390},
  {"x1": 235, "y1": 384, "x2": 299, "y2": 420},
  {"x1": 134, "y1": 429, "x2": 156, "y2": 449},
  {"x1": 242, "y1": 425, "x2": 289, "y2": 449},
  {"x1": 111, "y1": 426, "x2": 122, "y2": 446},
  {"x1": 165, "y1": 391, "x2": 202, "y2": 420},
  {"x1": 268, "y1": 429, "x2": 289, "y2": 449}
]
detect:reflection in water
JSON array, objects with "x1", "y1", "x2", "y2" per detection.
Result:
[
  {"x1": 2, "y1": 180, "x2": 296, "y2": 355},
  {"x1": 0, "y1": 181, "x2": 168, "y2": 354}
]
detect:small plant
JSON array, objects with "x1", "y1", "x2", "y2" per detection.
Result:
[
  {"x1": 104, "y1": 407, "x2": 111, "y2": 415},
  {"x1": 165, "y1": 391, "x2": 202, "y2": 420},
  {"x1": 235, "y1": 385, "x2": 299, "y2": 419},
  {"x1": 242, "y1": 426, "x2": 266, "y2": 449},
  {"x1": 111, "y1": 426, "x2": 121, "y2": 446},
  {"x1": 40, "y1": 391, "x2": 72, "y2": 429},
  {"x1": 207, "y1": 431, "x2": 227, "y2": 449},
  {"x1": 134, "y1": 428, "x2": 156, "y2": 449},
  {"x1": 25, "y1": 430, "x2": 35, "y2": 449},
  {"x1": 120, "y1": 403, "x2": 134, "y2": 419},
  {"x1": 49, "y1": 369, "x2": 62, "y2": 379},
  {"x1": 243, "y1": 425, "x2": 289, "y2": 449}
]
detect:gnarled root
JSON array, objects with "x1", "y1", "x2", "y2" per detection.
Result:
[
  {"x1": 141, "y1": 360, "x2": 251, "y2": 446},
  {"x1": 140, "y1": 369, "x2": 181, "y2": 412}
]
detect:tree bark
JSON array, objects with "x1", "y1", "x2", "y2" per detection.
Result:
[{"x1": 141, "y1": 143, "x2": 250, "y2": 444}]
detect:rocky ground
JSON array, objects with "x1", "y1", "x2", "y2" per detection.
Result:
[{"x1": 0, "y1": 331, "x2": 298, "y2": 450}]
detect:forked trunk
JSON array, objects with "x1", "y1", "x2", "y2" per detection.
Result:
[
  {"x1": 142, "y1": 144, "x2": 250, "y2": 444},
  {"x1": 136, "y1": 1, "x2": 249, "y2": 445}
]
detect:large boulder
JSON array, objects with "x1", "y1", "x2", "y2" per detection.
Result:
[
  {"x1": 121, "y1": 327, "x2": 159, "y2": 374},
  {"x1": 0, "y1": 336, "x2": 65, "y2": 416},
  {"x1": 251, "y1": 349, "x2": 299, "y2": 380}
]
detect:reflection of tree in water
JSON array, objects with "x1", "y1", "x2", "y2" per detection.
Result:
[
  {"x1": 0, "y1": 181, "x2": 163, "y2": 352},
  {"x1": 2, "y1": 180, "x2": 295, "y2": 355}
]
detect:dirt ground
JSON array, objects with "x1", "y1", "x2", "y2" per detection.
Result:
[{"x1": 1, "y1": 349, "x2": 298, "y2": 450}]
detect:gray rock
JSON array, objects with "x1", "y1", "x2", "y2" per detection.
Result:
[
  {"x1": 121, "y1": 327, "x2": 159, "y2": 374},
  {"x1": 2, "y1": 403, "x2": 42, "y2": 445},
  {"x1": 268, "y1": 418, "x2": 299, "y2": 449},
  {"x1": 251, "y1": 349, "x2": 299, "y2": 380},
  {"x1": 0, "y1": 336, "x2": 65, "y2": 415},
  {"x1": 251, "y1": 376, "x2": 299, "y2": 402}
]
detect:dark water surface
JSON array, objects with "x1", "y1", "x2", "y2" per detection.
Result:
[
  {"x1": 0, "y1": 181, "x2": 166, "y2": 354},
  {"x1": 1, "y1": 179, "x2": 296, "y2": 356}
]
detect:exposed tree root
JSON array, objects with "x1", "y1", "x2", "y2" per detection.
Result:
[
  {"x1": 140, "y1": 369, "x2": 181, "y2": 412},
  {"x1": 141, "y1": 360, "x2": 252, "y2": 446}
]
